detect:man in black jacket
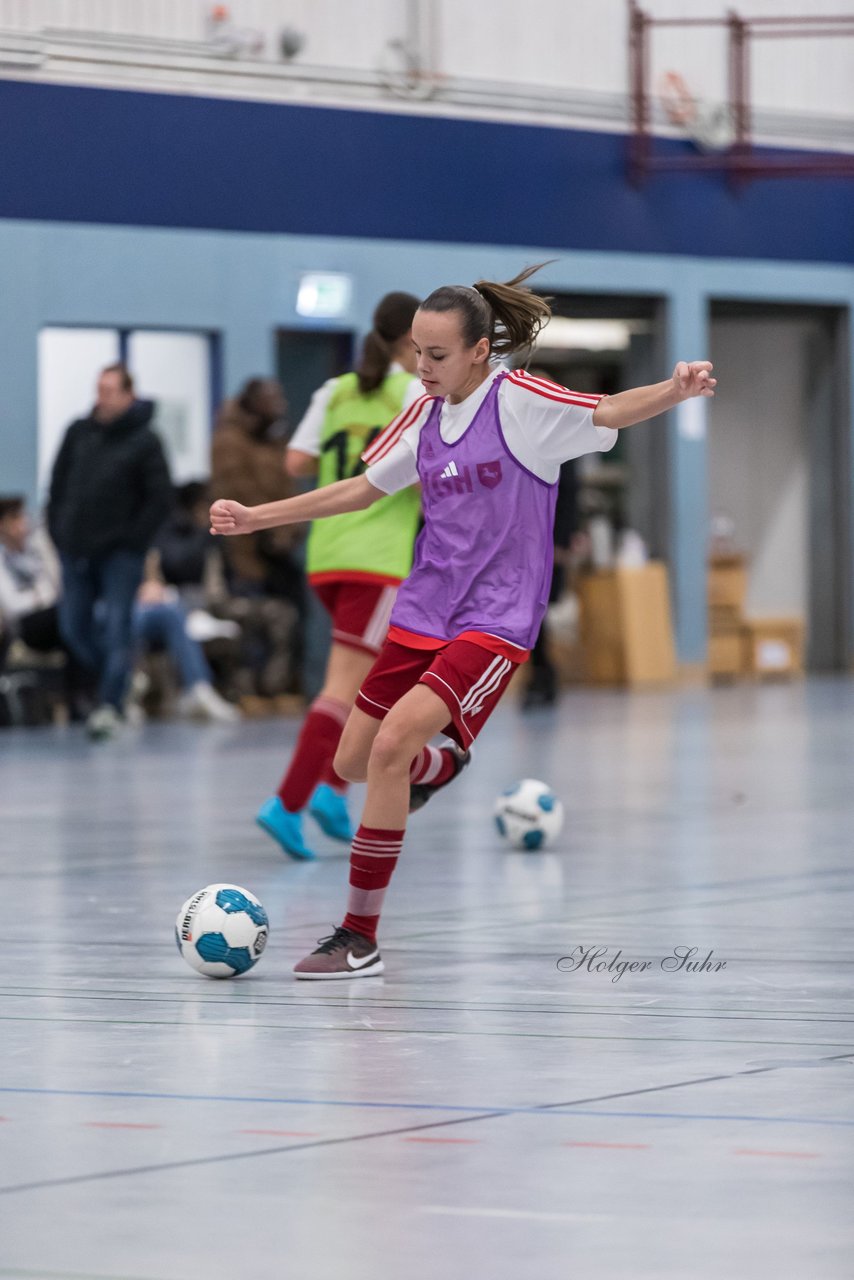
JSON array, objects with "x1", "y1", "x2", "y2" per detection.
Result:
[{"x1": 48, "y1": 363, "x2": 173, "y2": 737}]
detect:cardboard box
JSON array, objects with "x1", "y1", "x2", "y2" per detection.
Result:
[
  {"x1": 579, "y1": 563, "x2": 677, "y2": 686},
  {"x1": 741, "y1": 617, "x2": 804, "y2": 678},
  {"x1": 708, "y1": 631, "x2": 743, "y2": 680},
  {"x1": 708, "y1": 556, "x2": 748, "y2": 611},
  {"x1": 709, "y1": 604, "x2": 743, "y2": 634}
]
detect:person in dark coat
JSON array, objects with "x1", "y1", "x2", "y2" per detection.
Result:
[{"x1": 47, "y1": 363, "x2": 173, "y2": 737}]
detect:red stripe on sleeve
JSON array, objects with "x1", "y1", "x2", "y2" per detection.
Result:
[{"x1": 508, "y1": 369, "x2": 602, "y2": 406}]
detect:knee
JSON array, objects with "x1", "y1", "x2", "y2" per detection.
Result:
[
  {"x1": 369, "y1": 723, "x2": 412, "y2": 777},
  {"x1": 157, "y1": 604, "x2": 186, "y2": 638},
  {"x1": 333, "y1": 742, "x2": 367, "y2": 784}
]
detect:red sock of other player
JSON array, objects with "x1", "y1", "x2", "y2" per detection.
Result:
[{"x1": 277, "y1": 695, "x2": 350, "y2": 812}]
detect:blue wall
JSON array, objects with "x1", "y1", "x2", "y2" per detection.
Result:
[
  {"x1": 1, "y1": 78, "x2": 853, "y2": 263},
  {"x1": 2, "y1": 80, "x2": 854, "y2": 662},
  {"x1": 3, "y1": 217, "x2": 853, "y2": 663}
]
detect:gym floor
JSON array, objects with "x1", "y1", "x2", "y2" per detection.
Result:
[{"x1": 1, "y1": 679, "x2": 852, "y2": 1280}]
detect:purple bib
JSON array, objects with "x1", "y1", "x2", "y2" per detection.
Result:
[{"x1": 389, "y1": 372, "x2": 557, "y2": 650}]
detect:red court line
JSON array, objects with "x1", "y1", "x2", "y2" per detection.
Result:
[
  {"x1": 240, "y1": 1129, "x2": 321, "y2": 1137},
  {"x1": 85, "y1": 1122, "x2": 163, "y2": 1130},
  {"x1": 403, "y1": 1137, "x2": 481, "y2": 1145},
  {"x1": 564, "y1": 1141, "x2": 650, "y2": 1150},
  {"x1": 734, "y1": 1149, "x2": 820, "y2": 1159}
]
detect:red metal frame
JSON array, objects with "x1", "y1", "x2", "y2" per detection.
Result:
[{"x1": 628, "y1": 2, "x2": 854, "y2": 184}]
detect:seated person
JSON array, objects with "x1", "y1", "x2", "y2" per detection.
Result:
[
  {"x1": 0, "y1": 494, "x2": 93, "y2": 717},
  {"x1": 210, "y1": 385, "x2": 306, "y2": 704},
  {"x1": 153, "y1": 480, "x2": 220, "y2": 611},
  {"x1": 131, "y1": 558, "x2": 241, "y2": 724}
]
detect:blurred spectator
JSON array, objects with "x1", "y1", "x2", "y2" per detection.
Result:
[
  {"x1": 154, "y1": 480, "x2": 222, "y2": 610},
  {"x1": 211, "y1": 378, "x2": 302, "y2": 596},
  {"x1": 0, "y1": 495, "x2": 92, "y2": 720},
  {"x1": 0, "y1": 495, "x2": 61, "y2": 642},
  {"x1": 131, "y1": 479, "x2": 240, "y2": 721},
  {"x1": 148, "y1": 481, "x2": 244, "y2": 703},
  {"x1": 130, "y1": 572, "x2": 240, "y2": 724},
  {"x1": 211, "y1": 378, "x2": 304, "y2": 706},
  {"x1": 47, "y1": 363, "x2": 173, "y2": 738}
]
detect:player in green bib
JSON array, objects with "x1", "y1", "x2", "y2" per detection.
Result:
[{"x1": 256, "y1": 292, "x2": 426, "y2": 860}]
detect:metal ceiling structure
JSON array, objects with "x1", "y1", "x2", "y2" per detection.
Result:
[{"x1": 628, "y1": 1, "x2": 854, "y2": 183}]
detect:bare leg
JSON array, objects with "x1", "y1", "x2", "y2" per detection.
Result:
[
  {"x1": 361, "y1": 684, "x2": 451, "y2": 829},
  {"x1": 334, "y1": 705, "x2": 385, "y2": 783},
  {"x1": 293, "y1": 683, "x2": 453, "y2": 978},
  {"x1": 319, "y1": 641, "x2": 376, "y2": 706}
]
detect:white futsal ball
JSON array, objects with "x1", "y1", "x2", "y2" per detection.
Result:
[
  {"x1": 494, "y1": 779, "x2": 564, "y2": 850},
  {"x1": 175, "y1": 883, "x2": 269, "y2": 978}
]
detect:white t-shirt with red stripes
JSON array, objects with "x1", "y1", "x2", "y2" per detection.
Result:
[
  {"x1": 288, "y1": 362, "x2": 424, "y2": 456},
  {"x1": 363, "y1": 366, "x2": 617, "y2": 493}
]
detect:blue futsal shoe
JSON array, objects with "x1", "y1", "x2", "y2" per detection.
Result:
[
  {"x1": 255, "y1": 796, "x2": 317, "y2": 861},
  {"x1": 308, "y1": 783, "x2": 354, "y2": 843}
]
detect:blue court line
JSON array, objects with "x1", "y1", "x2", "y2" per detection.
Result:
[{"x1": 1, "y1": 1086, "x2": 852, "y2": 1127}]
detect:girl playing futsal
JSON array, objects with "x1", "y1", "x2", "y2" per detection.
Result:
[
  {"x1": 211, "y1": 265, "x2": 716, "y2": 979},
  {"x1": 255, "y1": 291, "x2": 424, "y2": 860}
]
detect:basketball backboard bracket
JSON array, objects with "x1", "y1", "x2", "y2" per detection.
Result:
[{"x1": 627, "y1": 1, "x2": 854, "y2": 185}]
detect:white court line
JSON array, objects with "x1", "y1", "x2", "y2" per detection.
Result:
[{"x1": 422, "y1": 1206, "x2": 613, "y2": 1223}]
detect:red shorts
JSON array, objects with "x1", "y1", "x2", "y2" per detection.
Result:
[
  {"x1": 355, "y1": 638, "x2": 519, "y2": 749},
  {"x1": 311, "y1": 577, "x2": 400, "y2": 656}
]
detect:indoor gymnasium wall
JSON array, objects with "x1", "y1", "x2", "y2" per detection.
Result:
[
  {"x1": 1, "y1": 1, "x2": 852, "y2": 152},
  {"x1": 0, "y1": 78, "x2": 852, "y2": 664},
  {"x1": 0, "y1": 79, "x2": 850, "y2": 262},
  {"x1": 708, "y1": 317, "x2": 812, "y2": 618}
]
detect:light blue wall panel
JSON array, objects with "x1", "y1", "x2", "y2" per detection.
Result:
[{"x1": 2, "y1": 218, "x2": 853, "y2": 662}]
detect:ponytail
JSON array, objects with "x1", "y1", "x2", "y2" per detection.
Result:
[
  {"x1": 356, "y1": 290, "x2": 421, "y2": 394},
  {"x1": 420, "y1": 262, "x2": 553, "y2": 359},
  {"x1": 356, "y1": 330, "x2": 393, "y2": 396}
]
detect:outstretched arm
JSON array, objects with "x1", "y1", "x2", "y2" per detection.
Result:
[
  {"x1": 210, "y1": 473, "x2": 381, "y2": 536},
  {"x1": 592, "y1": 361, "x2": 716, "y2": 431}
]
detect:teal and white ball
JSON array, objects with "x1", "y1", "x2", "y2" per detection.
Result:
[
  {"x1": 175, "y1": 883, "x2": 269, "y2": 978},
  {"x1": 494, "y1": 779, "x2": 564, "y2": 850}
]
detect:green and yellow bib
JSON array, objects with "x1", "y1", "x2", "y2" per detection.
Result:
[{"x1": 306, "y1": 370, "x2": 421, "y2": 582}]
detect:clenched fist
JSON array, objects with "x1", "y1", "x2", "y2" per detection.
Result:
[
  {"x1": 672, "y1": 361, "x2": 716, "y2": 399},
  {"x1": 210, "y1": 499, "x2": 253, "y2": 536}
]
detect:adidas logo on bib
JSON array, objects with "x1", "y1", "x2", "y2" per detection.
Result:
[{"x1": 428, "y1": 457, "x2": 505, "y2": 501}]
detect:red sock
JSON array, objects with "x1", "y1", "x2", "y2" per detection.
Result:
[
  {"x1": 341, "y1": 825, "x2": 405, "y2": 942},
  {"x1": 277, "y1": 695, "x2": 349, "y2": 813},
  {"x1": 409, "y1": 745, "x2": 458, "y2": 787}
]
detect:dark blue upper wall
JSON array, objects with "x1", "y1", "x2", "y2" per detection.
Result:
[{"x1": 2, "y1": 78, "x2": 853, "y2": 264}]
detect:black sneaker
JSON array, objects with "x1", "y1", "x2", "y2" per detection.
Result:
[
  {"x1": 293, "y1": 926, "x2": 384, "y2": 980},
  {"x1": 521, "y1": 665, "x2": 557, "y2": 711},
  {"x1": 409, "y1": 743, "x2": 471, "y2": 813}
]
